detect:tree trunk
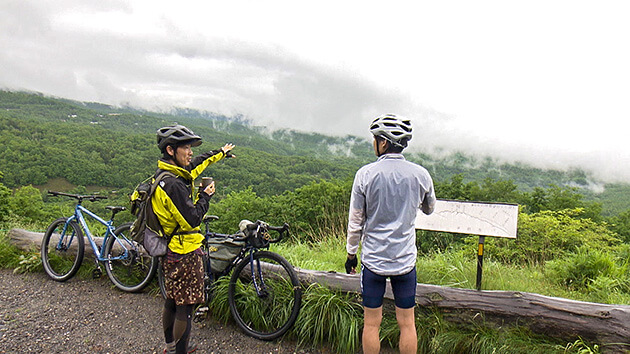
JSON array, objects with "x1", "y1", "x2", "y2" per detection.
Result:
[{"x1": 7, "y1": 229, "x2": 630, "y2": 352}]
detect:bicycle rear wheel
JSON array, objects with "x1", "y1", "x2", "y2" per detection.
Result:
[
  {"x1": 41, "y1": 217, "x2": 84, "y2": 282},
  {"x1": 157, "y1": 257, "x2": 167, "y2": 299},
  {"x1": 104, "y1": 222, "x2": 158, "y2": 292},
  {"x1": 228, "y1": 250, "x2": 302, "y2": 341}
]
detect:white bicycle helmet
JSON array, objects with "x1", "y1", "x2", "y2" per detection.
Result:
[
  {"x1": 369, "y1": 114, "x2": 412, "y2": 148},
  {"x1": 157, "y1": 124, "x2": 202, "y2": 152}
]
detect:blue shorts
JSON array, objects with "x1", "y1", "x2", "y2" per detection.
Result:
[{"x1": 360, "y1": 265, "x2": 417, "y2": 309}]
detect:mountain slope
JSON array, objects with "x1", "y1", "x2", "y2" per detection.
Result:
[{"x1": 1, "y1": 90, "x2": 629, "y2": 214}]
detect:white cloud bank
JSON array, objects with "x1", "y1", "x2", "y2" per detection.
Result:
[{"x1": 1, "y1": 0, "x2": 629, "y2": 182}]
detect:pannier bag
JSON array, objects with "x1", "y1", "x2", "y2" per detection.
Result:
[{"x1": 207, "y1": 235, "x2": 245, "y2": 273}]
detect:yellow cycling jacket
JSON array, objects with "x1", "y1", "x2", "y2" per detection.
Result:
[{"x1": 151, "y1": 150, "x2": 226, "y2": 254}]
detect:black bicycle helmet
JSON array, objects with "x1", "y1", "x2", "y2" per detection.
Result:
[
  {"x1": 156, "y1": 124, "x2": 202, "y2": 152},
  {"x1": 369, "y1": 114, "x2": 412, "y2": 148}
]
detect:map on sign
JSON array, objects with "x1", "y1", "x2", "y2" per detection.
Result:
[{"x1": 415, "y1": 199, "x2": 518, "y2": 238}]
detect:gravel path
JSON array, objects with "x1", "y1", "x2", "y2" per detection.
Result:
[{"x1": 0, "y1": 269, "x2": 324, "y2": 353}]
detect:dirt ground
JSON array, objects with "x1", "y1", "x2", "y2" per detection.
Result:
[{"x1": 0, "y1": 268, "x2": 325, "y2": 353}]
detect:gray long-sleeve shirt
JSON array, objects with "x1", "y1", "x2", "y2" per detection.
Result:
[{"x1": 346, "y1": 153, "x2": 436, "y2": 276}]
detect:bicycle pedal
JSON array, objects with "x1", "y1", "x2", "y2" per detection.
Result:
[
  {"x1": 92, "y1": 268, "x2": 103, "y2": 279},
  {"x1": 193, "y1": 306, "x2": 209, "y2": 322}
]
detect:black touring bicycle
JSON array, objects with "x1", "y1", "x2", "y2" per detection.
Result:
[{"x1": 158, "y1": 216, "x2": 302, "y2": 341}]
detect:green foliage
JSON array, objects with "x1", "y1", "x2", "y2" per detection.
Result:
[
  {"x1": 207, "y1": 276, "x2": 232, "y2": 323},
  {"x1": 545, "y1": 246, "x2": 630, "y2": 298},
  {"x1": 608, "y1": 209, "x2": 630, "y2": 243},
  {"x1": 417, "y1": 230, "x2": 465, "y2": 254},
  {"x1": 0, "y1": 181, "x2": 10, "y2": 223},
  {"x1": 523, "y1": 185, "x2": 603, "y2": 220},
  {"x1": 587, "y1": 182, "x2": 630, "y2": 217},
  {"x1": 14, "y1": 253, "x2": 42, "y2": 274},
  {"x1": 294, "y1": 284, "x2": 363, "y2": 353},
  {"x1": 0, "y1": 232, "x2": 22, "y2": 269},
  {"x1": 208, "y1": 178, "x2": 351, "y2": 241},
  {"x1": 413, "y1": 309, "x2": 589, "y2": 354},
  {"x1": 206, "y1": 187, "x2": 270, "y2": 234},
  {"x1": 278, "y1": 178, "x2": 351, "y2": 240},
  {"x1": 272, "y1": 233, "x2": 347, "y2": 273},
  {"x1": 484, "y1": 209, "x2": 620, "y2": 265},
  {"x1": 0, "y1": 90, "x2": 364, "y2": 197},
  {"x1": 416, "y1": 249, "x2": 475, "y2": 288},
  {"x1": 435, "y1": 174, "x2": 521, "y2": 203},
  {"x1": 3, "y1": 89, "x2": 630, "y2": 216},
  {"x1": 563, "y1": 338, "x2": 600, "y2": 354},
  {"x1": 9, "y1": 185, "x2": 49, "y2": 223}
]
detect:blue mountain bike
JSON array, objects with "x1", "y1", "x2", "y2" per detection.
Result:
[{"x1": 41, "y1": 191, "x2": 159, "y2": 292}]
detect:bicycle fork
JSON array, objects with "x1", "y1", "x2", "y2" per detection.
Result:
[
  {"x1": 56, "y1": 220, "x2": 75, "y2": 252},
  {"x1": 249, "y1": 252, "x2": 269, "y2": 298}
]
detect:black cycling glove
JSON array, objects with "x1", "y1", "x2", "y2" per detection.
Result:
[{"x1": 345, "y1": 256, "x2": 357, "y2": 274}]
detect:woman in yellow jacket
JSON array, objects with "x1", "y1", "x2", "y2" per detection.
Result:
[{"x1": 153, "y1": 124, "x2": 234, "y2": 354}]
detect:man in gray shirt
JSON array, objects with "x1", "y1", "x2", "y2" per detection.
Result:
[{"x1": 346, "y1": 114, "x2": 436, "y2": 354}]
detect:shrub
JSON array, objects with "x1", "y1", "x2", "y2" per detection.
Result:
[
  {"x1": 483, "y1": 209, "x2": 620, "y2": 265},
  {"x1": 545, "y1": 246, "x2": 629, "y2": 295}
]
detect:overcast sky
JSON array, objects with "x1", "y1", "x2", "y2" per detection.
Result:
[{"x1": 1, "y1": 1, "x2": 629, "y2": 183}]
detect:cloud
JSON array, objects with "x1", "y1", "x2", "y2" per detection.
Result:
[{"x1": 1, "y1": 1, "x2": 630, "y2": 184}]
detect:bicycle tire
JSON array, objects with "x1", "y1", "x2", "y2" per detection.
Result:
[
  {"x1": 228, "y1": 250, "x2": 302, "y2": 341},
  {"x1": 41, "y1": 217, "x2": 85, "y2": 282},
  {"x1": 104, "y1": 222, "x2": 159, "y2": 293}
]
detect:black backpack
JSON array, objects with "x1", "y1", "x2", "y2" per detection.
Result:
[{"x1": 129, "y1": 171, "x2": 175, "y2": 256}]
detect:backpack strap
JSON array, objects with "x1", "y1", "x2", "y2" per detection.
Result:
[
  {"x1": 150, "y1": 170, "x2": 176, "y2": 196},
  {"x1": 146, "y1": 170, "x2": 177, "y2": 237}
]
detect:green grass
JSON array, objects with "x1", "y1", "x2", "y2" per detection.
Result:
[
  {"x1": 271, "y1": 233, "x2": 348, "y2": 273},
  {"x1": 293, "y1": 283, "x2": 363, "y2": 353}
]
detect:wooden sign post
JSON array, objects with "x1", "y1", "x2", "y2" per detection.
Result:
[{"x1": 415, "y1": 200, "x2": 518, "y2": 290}]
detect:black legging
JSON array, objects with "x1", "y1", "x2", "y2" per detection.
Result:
[{"x1": 163, "y1": 298, "x2": 193, "y2": 353}]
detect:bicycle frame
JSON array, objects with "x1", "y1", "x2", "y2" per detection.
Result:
[
  {"x1": 211, "y1": 246, "x2": 267, "y2": 297},
  {"x1": 204, "y1": 221, "x2": 287, "y2": 297},
  {"x1": 65, "y1": 204, "x2": 131, "y2": 262}
]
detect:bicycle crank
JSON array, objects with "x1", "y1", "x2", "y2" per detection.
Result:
[{"x1": 193, "y1": 306, "x2": 209, "y2": 323}]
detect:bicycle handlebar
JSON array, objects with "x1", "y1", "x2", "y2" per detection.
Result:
[
  {"x1": 204, "y1": 218, "x2": 290, "y2": 245},
  {"x1": 47, "y1": 190, "x2": 108, "y2": 202},
  {"x1": 238, "y1": 221, "x2": 289, "y2": 244}
]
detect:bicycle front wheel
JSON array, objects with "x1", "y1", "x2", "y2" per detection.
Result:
[
  {"x1": 228, "y1": 251, "x2": 302, "y2": 341},
  {"x1": 104, "y1": 222, "x2": 158, "y2": 292},
  {"x1": 41, "y1": 217, "x2": 85, "y2": 282}
]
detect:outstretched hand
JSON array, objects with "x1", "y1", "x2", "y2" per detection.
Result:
[{"x1": 221, "y1": 143, "x2": 236, "y2": 158}]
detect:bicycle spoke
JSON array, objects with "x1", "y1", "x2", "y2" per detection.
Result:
[
  {"x1": 41, "y1": 218, "x2": 84, "y2": 282},
  {"x1": 104, "y1": 222, "x2": 158, "y2": 292},
  {"x1": 228, "y1": 251, "x2": 301, "y2": 340}
]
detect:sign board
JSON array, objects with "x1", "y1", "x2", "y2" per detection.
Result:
[{"x1": 415, "y1": 199, "x2": 518, "y2": 238}]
